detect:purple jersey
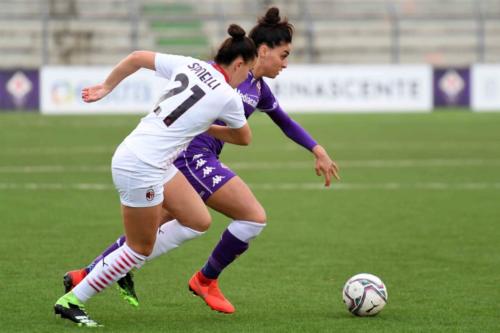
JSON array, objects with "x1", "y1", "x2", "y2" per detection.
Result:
[
  {"x1": 185, "y1": 71, "x2": 278, "y2": 156},
  {"x1": 173, "y1": 71, "x2": 317, "y2": 201}
]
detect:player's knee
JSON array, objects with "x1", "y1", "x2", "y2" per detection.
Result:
[
  {"x1": 189, "y1": 213, "x2": 212, "y2": 232},
  {"x1": 129, "y1": 241, "x2": 155, "y2": 257},
  {"x1": 194, "y1": 220, "x2": 211, "y2": 232},
  {"x1": 160, "y1": 207, "x2": 174, "y2": 223},
  {"x1": 228, "y1": 219, "x2": 266, "y2": 242},
  {"x1": 250, "y1": 205, "x2": 267, "y2": 224}
]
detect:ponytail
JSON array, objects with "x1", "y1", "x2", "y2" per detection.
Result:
[
  {"x1": 249, "y1": 7, "x2": 294, "y2": 48},
  {"x1": 214, "y1": 24, "x2": 257, "y2": 65}
]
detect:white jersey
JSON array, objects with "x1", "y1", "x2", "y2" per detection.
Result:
[{"x1": 123, "y1": 53, "x2": 247, "y2": 169}]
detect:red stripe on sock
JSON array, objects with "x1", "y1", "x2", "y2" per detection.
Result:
[
  {"x1": 113, "y1": 262, "x2": 127, "y2": 276},
  {"x1": 103, "y1": 272, "x2": 114, "y2": 282},
  {"x1": 119, "y1": 259, "x2": 133, "y2": 273},
  {"x1": 119, "y1": 256, "x2": 133, "y2": 270},
  {"x1": 123, "y1": 250, "x2": 141, "y2": 265},
  {"x1": 111, "y1": 266, "x2": 124, "y2": 277},
  {"x1": 98, "y1": 275, "x2": 110, "y2": 286},
  {"x1": 93, "y1": 278, "x2": 106, "y2": 290},
  {"x1": 116, "y1": 258, "x2": 128, "y2": 271},
  {"x1": 109, "y1": 266, "x2": 121, "y2": 277},
  {"x1": 125, "y1": 248, "x2": 144, "y2": 262},
  {"x1": 87, "y1": 279, "x2": 100, "y2": 292},
  {"x1": 120, "y1": 254, "x2": 132, "y2": 267}
]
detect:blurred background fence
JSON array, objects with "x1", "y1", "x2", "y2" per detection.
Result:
[{"x1": 1, "y1": 0, "x2": 500, "y2": 68}]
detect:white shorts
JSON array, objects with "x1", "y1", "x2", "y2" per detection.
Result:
[{"x1": 111, "y1": 143, "x2": 178, "y2": 207}]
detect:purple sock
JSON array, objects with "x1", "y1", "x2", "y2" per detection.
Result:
[
  {"x1": 201, "y1": 229, "x2": 249, "y2": 279},
  {"x1": 86, "y1": 235, "x2": 126, "y2": 273}
]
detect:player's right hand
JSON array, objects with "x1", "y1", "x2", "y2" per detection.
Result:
[{"x1": 82, "y1": 84, "x2": 111, "y2": 103}]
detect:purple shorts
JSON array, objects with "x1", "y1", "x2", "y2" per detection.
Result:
[{"x1": 174, "y1": 150, "x2": 236, "y2": 201}]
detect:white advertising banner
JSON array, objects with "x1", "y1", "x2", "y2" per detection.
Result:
[
  {"x1": 41, "y1": 66, "x2": 167, "y2": 114},
  {"x1": 471, "y1": 64, "x2": 500, "y2": 112},
  {"x1": 265, "y1": 65, "x2": 433, "y2": 112}
]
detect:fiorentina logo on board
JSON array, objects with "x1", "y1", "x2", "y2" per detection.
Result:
[
  {"x1": 439, "y1": 69, "x2": 464, "y2": 103},
  {"x1": 7, "y1": 71, "x2": 32, "y2": 99},
  {"x1": 6, "y1": 71, "x2": 33, "y2": 108}
]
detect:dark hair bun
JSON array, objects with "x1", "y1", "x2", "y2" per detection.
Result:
[
  {"x1": 260, "y1": 7, "x2": 280, "y2": 25},
  {"x1": 228, "y1": 24, "x2": 246, "y2": 41}
]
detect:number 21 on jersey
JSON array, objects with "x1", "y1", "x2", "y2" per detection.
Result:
[{"x1": 153, "y1": 73, "x2": 206, "y2": 126}]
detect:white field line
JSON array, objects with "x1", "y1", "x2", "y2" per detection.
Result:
[
  {"x1": 2, "y1": 142, "x2": 500, "y2": 155},
  {"x1": 1, "y1": 182, "x2": 500, "y2": 191},
  {"x1": 249, "y1": 182, "x2": 500, "y2": 191},
  {"x1": 230, "y1": 158, "x2": 500, "y2": 169},
  {"x1": 0, "y1": 165, "x2": 110, "y2": 173},
  {"x1": 1, "y1": 146, "x2": 116, "y2": 155},
  {"x1": 1, "y1": 158, "x2": 500, "y2": 173}
]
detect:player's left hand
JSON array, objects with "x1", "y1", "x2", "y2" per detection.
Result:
[{"x1": 312, "y1": 145, "x2": 340, "y2": 187}]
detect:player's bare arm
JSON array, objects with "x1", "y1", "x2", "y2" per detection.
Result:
[
  {"x1": 82, "y1": 51, "x2": 156, "y2": 103},
  {"x1": 206, "y1": 123, "x2": 252, "y2": 145}
]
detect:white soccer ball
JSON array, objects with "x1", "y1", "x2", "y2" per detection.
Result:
[{"x1": 342, "y1": 273, "x2": 388, "y2": 316}]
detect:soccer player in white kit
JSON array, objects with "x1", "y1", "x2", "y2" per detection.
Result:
[{"x1": 53, "y1": 24, "x2": 257, "y2": 327}]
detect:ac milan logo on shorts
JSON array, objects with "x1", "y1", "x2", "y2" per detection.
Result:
[{"x1": 146, "y1": 188, "x2": 155, "y2": 201}]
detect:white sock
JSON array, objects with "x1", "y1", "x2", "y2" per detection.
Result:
[
  {"x1": 147, "y1": 219, "x2": 205, "y2": 261},
  {"x1": 73, "y1": 243, "x2": 146, "y2": 302},
  {"x1": 227, "y1": 220, "x2": 266, "y2": 242}
]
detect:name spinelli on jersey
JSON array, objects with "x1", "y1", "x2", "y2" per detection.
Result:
[
  {"x1": 122, "y1": 53, "x2": 246, "y2": 171},
  {"x1": 188, "y1": 63, "x2": 222, "y2": 90}
]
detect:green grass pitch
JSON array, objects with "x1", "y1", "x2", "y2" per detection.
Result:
[{"x1": 0, "y1": 110, "x2": 499, "y2": 332}]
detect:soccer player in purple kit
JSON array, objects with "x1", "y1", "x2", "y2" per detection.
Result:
[{"x1": 63, "y1": 7, "x2": 340, "y2": 314}]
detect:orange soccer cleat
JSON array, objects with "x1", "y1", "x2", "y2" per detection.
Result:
[
  {"x1": 63, "y1": 269, "x2": 88, "y2": 293},
  {"x1": 188, "y1": 271, "x2": 235, "y2": 314}
]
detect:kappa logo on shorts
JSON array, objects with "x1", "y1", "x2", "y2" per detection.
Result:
[
  {"x1": 212, "y1": 175, "x2": 226, "y2": 187},
  {"x1": 192, "y1": 154, "x2": 204, "y2": 161},
  {"x1": 195, "y1": 158, "x2": 207, "y2": 170},
  {"x1": 202, "y1": 166, "x2": 215, "y2": 178},
  {"x1": 146, "y1": 188, "x2": 155, "y2": 201}
]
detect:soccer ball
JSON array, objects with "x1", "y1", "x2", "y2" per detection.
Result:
[{"x1": 342, "y1": 273, "x2": 388, "y2": 316}]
